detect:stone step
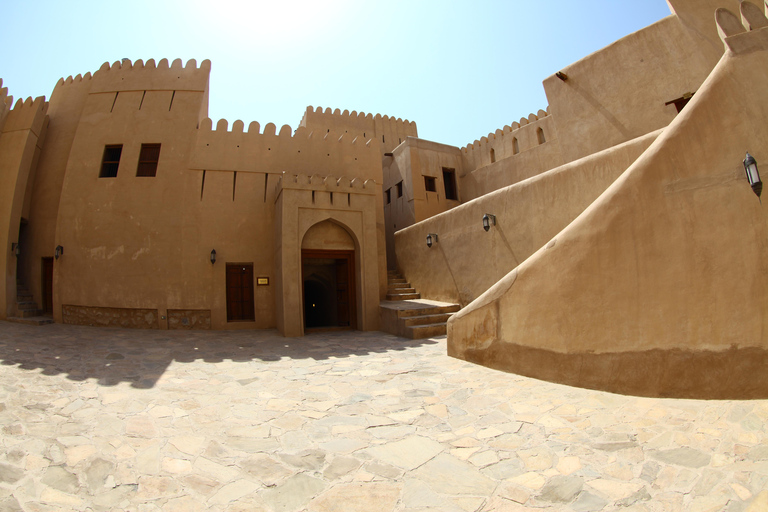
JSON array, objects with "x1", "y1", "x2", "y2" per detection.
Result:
[
  {"x1": 6, "y1": 316, "x2": 54, "y2": 326},
  {"x1": 402, "y1": 312, "x2": 454, "y2": 327},
  {"x1": 388, "y1": 287, "x2": 416, "y2": 295},
  {"x1": 388, "y1": 282, "x2": 412, "y2": 289},
  {"x1": 405, "y1": 322, "x2": 448, "y2": 339},
  {"x1": 388, "y1": 278, "x2": 408, "y2": 285},
  {"x1": 396, "y1": 304, "x2": 460, "y2": 317},
  {"x1": 386, "y1": 292, "x2": 421, "y2": 301},
  {"x1": 17, "y1": 293, "x2": 33, "y2": 302},
  {"x1": 17, "y1": 308, "x2": 44, "y2": 318},
  {"x1": 16, "y1": 301, "x2": 38, "y2": 310}
]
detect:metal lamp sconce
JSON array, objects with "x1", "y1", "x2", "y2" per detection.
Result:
[
  {"x1": 11, "y1": 243, "x2": 20, "y2": 257},
  {"x1": 482, "y1": 214, "x2": 496, "y2": 232},
  {"x1": 744, "y1": 152, "x2": 762, "y2": 200},
  {"x1": 210, "y1": 249, "x2": 217, "y2": 264},
  {"x1": 426, "y1": 233, "x2": 438, "y2": 248},
  {"x1": 54, "y1": 245, "x2": 64, "y2": 260}
]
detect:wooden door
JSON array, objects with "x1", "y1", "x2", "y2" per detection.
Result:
[
  {"x1": 336, "y1": 259, "x2": 350, "y2": 327},
  {"x1": 226, "y1": 264, "x2": 255, "y2": 321},
  {"x1": 42, "y1": 257, "x2": 53, "y2": 315}
]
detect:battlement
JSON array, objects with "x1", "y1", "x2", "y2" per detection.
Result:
[
  {"x1": 1, "y1": 95, "x2": 48, "y2": 134},
  {"x1": 716, "y1": 1, "x2": 768, "y2": 53},
  {"x1": 80, "y1": 58, "x2": 211, "y2": 94},
  {"x1": 191, "y1": 116, "x2": 380, "y2": 179},
  {"x1": 300, "y1": 105, "x2": 416, "y2": 131},
  {"x1": 461, "y1": 108, "x2": 550, "y2": 154},
  {"x1": 275, "y1": 172, "x2": 377, "y2": 195}
]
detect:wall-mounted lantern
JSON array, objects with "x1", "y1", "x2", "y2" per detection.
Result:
[
  {"x1": 482, "y1": 214, "x2": 497, "y2": 232},
  {"x1": 210, "y1": 249, "x2": 217, "y2": 264},
  {"x1": 54, "y1": 245, "x2": 64, "y2": 260},
  {"x1": 744, "y1": 152, "x2": 762, "y2": 200},
  {"x1": 426, "y1": 233, "x2": 438, "y2": 248},
  {"x1": 11, "y1": 243, "x2": 20, "y2": 257}
]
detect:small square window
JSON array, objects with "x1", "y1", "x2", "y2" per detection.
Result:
[
  {"x1": 385, "y1": 189, "x2": 391, "y2": 204},
  {"x1": 396, "y1": 182, "x2": 403, "y2": 198},
  {"x1": 136, "y1": 143, "x2": 161, "y2": 177},
  {"x1": 424, "y1": 176, "x2": 437, "y2": 192},
  {"x1": 99, "y1": 144, "x2": 122, "y2": 178}
]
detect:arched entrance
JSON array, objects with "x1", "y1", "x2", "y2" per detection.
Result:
[{"x1": 301, "y1": 220, "x2": 357, "y2": 331}]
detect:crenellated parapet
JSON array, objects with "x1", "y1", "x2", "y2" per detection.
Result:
[
  {"x1": 716, "y1": 1, "x2": 768, "y2": 53},
  {"x1": 85, "y1": 58, "x2": 211, "y2": 94},
  {"x1": 300, "y1": 105, "x2": 417, "y2": 154},
  {"x1": 190, "y1": 116, "x2": 381, "y2": 180},
  {"x1": 460, "y1": 108, "x2": 553, "y2": 171},
  {"x1": 1, "y1": 95, "x2": 48, "y2": 135}
]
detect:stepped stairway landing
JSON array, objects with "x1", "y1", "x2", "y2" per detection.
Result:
[
  {"x1": 380, "y1": 271, "x2": 460, "y2": 339},
  {"x1": 6, "y1": 280, "x2": 54, "y2": 326}
]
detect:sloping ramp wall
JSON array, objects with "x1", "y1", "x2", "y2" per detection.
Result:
[
  {"x1": 394, "y1": 131, "x2": 659, "y2": 307},
  {"x1": 448, "y1": 8, "x2": 768, "y2": 399}
]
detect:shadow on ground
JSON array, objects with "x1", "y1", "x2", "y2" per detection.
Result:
[{"x1": 0, "y1": 322, "x2": 439, "y2": 389}]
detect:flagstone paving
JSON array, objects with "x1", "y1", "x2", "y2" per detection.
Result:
[{"x1": 0, "y1": 321, "x2": 766, "y2": 512}]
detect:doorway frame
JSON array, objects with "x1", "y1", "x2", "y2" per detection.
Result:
[{"x1": 301, "y1": 249, "x2": 357, "y2": 331}]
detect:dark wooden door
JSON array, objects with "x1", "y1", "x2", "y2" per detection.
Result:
[
  {"x1": 226, "y1": 264, "x2": 255, "y2": 321},
  {"x1": 42, "y1": 257, "x2": 53, "y2": 315}
]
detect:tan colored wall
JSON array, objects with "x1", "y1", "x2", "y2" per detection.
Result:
[
  {"x1": 19, "y1": 74, "x2": 92, "y2": 315},
  {"x1": 299, "y1": 106, "x2": 417, "y2": 157},
  {"x1": 460, "y1": 116, "x2": 562, "y2": 202},
  {"x1": 449, "y1": 12, "x2": 768, "y2": 399},
  {"x1": 275, "y1": 174, "x2": 382, "y2": 336},
  {"x1": 544, "y1": 10, "x2": 729, "y2": 164},
  {"x1": 0, "y1": 96, "x2": 47, "y2": 318},
  {"x1": 395, "y1": 130, "x2": 659, "y2": 306}
]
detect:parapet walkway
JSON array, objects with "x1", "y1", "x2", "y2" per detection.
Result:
[{"x1": 0, "y1": 321, "x2": 766, "y2": 511}]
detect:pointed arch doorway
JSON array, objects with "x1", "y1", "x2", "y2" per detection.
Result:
[{"x1": 301, "y1": 249, "x2": 356, "y2": 330}]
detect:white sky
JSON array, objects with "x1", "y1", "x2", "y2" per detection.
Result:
[{"x1": 1, "y1": 1, "x2": 671, "y2": 148}]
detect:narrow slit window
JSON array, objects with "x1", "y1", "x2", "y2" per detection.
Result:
[
  {"x1": 490, "y1": 148, "x2": 496, "y2": 163},
  {"x1": 396, "y1": 182, "x2": 403, "y2": 198},
  {"x1": 99, "y1": 144, "x2": 122, "y2": 178},
  {"x1": 537, "y1": 128, "x2": 546, "y2": 145},
  {"x1": 385, "y1": 189, "x2": 391, "y2": 204},
  {"x1": 512, "y1": 137, "x2": 520, "y2": 155},
  {"x1": 442, "y1": 167, "x2": 458, "y2": 201},
  {"x1": 136, "y1": 143, "x2": 161, "y2": 177},
  {"x1": 424, "y1": 176, "x2": 437, "y2": 192}
]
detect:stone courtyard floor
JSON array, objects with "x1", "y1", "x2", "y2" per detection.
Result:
[{"x1": 0, "y1": 322, "x2": 766, "y2": 512}]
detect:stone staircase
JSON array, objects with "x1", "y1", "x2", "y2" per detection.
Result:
[
  {"x1": 386, "y1": 270, "x2": 420, "y2": 300},
  {"x1": 381, "y1": 270, "x2": 460, "y2": 339},
  {"x1": 6, "y1": 280, "x2": 54, "y2": 326}
]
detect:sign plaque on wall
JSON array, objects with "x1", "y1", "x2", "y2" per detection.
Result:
[{"x1": 257, "y1": 277, "x2": 269, "y2": 286}]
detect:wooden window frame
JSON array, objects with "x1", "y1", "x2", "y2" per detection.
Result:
[
  {"x1": 99, "y1": 144, "x2": 123, "y2": 178},
  {"x1": 136, "y1": 143, "x2": 161, "y2": 177}
]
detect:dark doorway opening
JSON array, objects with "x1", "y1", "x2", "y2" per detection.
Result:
[
  {"x1": 42, "y1": 257, "x2": 53, "y2": 315},
  {"x1": 302, "y1": 250, "x2": 355, "y2": 331},
  {"x1": 226, "y1": 263, "x2": 255, "y2": 322}
]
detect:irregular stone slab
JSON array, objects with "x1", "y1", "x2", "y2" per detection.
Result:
[
  {"x1": 208, "y1": 479, "x2": 261, "y2": 505},
  {"x1": 262, "y1": 473, "x2": 327, "y2": 512},
  {"x1": 0, "y1": 463, "x2": 25, "y2": 484},
  {"x1": 309, "y1": 482, "x2": 400, "y2": 512},
  {"x1": 482, "y1": 459, "x2": 525, "y2": 480},
  {"x1": 279, "y1": 449, "x2": 327, "y2": 471},
  {"x1": 649, "y1": 447, "x2": 711, "y2": 468},
  {"x1": 41, "y1": 465, "x2": 79, "y2": 493},
  {"x1": 571, "y1": 491, "x2": 608, "y2": 512},
  {"x1": 241, "y1": 454, "x2": 294, "y2": 486},
  {"x1": 586, "y1": 479, "x2": 644, "y2": 500},
  {"x1": 412, "y1": 453, "x2": 496, "y2": 495},
  {"x1": 323, "y1": 456, "x2": 361, "y2": 480},
  {"x1": 85, "y1": 458, "x2": 115, "y2": 494},
  {"x1": 365, "y1": 436, "x2": 443, "y2": 470},
  {"x1": 538, "y1": 474, "x2": 583, "y2": 503}
]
